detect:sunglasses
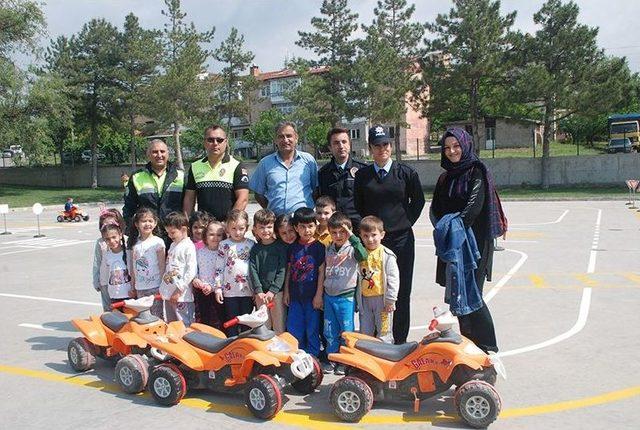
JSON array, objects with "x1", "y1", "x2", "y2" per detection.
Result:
[{"x1": 206, "y1": 137, "x2": 226, "y2": 143}]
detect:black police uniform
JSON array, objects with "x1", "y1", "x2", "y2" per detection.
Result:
[{"x1": 318, "y1": 156, "x2": 368, "y2": 230}]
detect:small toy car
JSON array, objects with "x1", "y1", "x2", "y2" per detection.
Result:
[
  {"x1": 328, "y1": 307, "x2": 506, "y2": 428},
  {"x1": 57, "y1": 208, "x2": 90, "y2": 222},
  {"x1": 126, "y1": 304, "x2": 322, "y2": 419}
]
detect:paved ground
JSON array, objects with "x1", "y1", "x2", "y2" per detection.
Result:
[{"x1": 1, "y1": 200, "x2": 639, "y2": 429}]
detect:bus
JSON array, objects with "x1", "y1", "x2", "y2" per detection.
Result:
[{"x1": 608, "y1": 113, "x2": 640, "y2": 150}]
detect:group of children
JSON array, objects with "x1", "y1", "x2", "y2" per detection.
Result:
[{"x1": 91, "y1": 196, "x2": 399, "y2": 375}]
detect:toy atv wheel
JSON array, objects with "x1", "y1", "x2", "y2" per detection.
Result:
[
  {"x1": 455, "y1": 380, "x2": 501, "y2": 428},
  {"x1": 148, "y1": 364, "x2": 186, "y2": 406},
  {"x1": 83, "y1": 215, "x2": 90, "y2": 221},
  {"x1": 330, "y1": 376, "x2": 374, "y2": 423},
  {"x1": 74, "y1": 215, "x2": 82, "y2": 222},
  {"x1": 115, "y1": 354, "x2": 148, "y2": 394},
  {"x1": 56, "y1": 215, "x2": 64, "y2": 222},
  {"x1": 67, "y1": 337, "x2": 96, "y2": 372},
  {"x1": 290, "y1": 355, "x2": 323, "y2": 395},
  {"x1": 245, "y1": 374, "x2": 283, "y2": 420}
]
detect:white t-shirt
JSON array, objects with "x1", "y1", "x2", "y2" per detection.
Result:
[
  {"x1": 103, "y1": 249, "x2": 132, "y2": 299},
  {"x1": 160, "y1": 238, "x2": 197, "y2": 302},
  {"x1": 131, "y1": 235, "x2": 165, "y2": 291},
  {"x1": 197, "y1": 246, "x2": 222, "y2": 287},
  {"x1": 214, "y1": 238, "x2": 255, "y2": 298}
]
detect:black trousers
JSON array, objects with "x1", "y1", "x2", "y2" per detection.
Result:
[
  {"x1": 223, "y1": 296, "x2": 255, "y2": 337},
  {"x1": 382, "y1": 228, "x2": 415, "y2": 344},
  {"x1": 457, "y1": 267, "x2": 498, "y2": 353}
]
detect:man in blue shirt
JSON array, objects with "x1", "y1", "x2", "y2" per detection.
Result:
[{"x1": 249, "y1": 121, "x2": 318, "y2": 216}]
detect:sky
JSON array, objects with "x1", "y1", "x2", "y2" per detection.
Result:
[{"x1": 29, "y1": 0, "x2": 640, "y2": 73}]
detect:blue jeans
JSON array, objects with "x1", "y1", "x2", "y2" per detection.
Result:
[
  {"x1": 323, "y1": 294, "x2": 355, "y2": 354},
  {"x1": 287, "y1": 300, "x2": 320, "y2": 357}
]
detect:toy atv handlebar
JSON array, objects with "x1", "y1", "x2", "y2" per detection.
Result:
[
  {"x1": 111, "y1": 294, "x2": 162, "y2": 310},
  {"x1": 223, "y1": 301, "x2": 274, "y2": 328}
]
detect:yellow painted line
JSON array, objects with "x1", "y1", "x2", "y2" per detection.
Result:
[
  {"x1": 623, "y1": 273, "x2": 640, "y2": 285},
  {"x1": 2, "y1": 363, "x2": 640, "y2": 427},
  {"x1": 574, "y1": 274, "x2": 598, "y2": 287},
  {"x1": 529, "y1": 274, "x2": 546, "y2": 288}
]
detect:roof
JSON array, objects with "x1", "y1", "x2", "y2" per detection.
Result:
[
  {"x1": 608, "y1": 113, "x2": 640, "y2": 121},
  {"x1": 257, "y1": 66, "x2": 329, "y2": 81}
]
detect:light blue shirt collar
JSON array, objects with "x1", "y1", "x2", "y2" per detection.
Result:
[
  {"x1": 335, "y1": 160, "x2": 347, "y2": 170},
  {"x1": 276, "y1": 150, "x2": 300, "y2": 166},
  {"x1": 373, "y1": 159, "x2": 392, "y2": 175}
]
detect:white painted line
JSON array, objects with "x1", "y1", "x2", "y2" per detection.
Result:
[
  {"x1": 484, "y1": 248, "x2": 528, "y2": 304},
  {"x1": 511, "y1": 210, "x2": 569, "y2": 226},
  {"x1": 18, "y1": 323, "x2": 55, "y2": 331},
  {"x1": 416, "y1": 244, "x2": 434, "y2": 248},
  {"x1": 587, "y1": 209, "x2": 602, "y2": 274},
  {"x1": 0, "y1": 293, "x2": 101, "y2": 307},
  {"x1": 409, "y1": 248, "x2": 528, "y2": 331},
  {"x1": 496, "y1": 287, "x2": 592, "y2": 358}
]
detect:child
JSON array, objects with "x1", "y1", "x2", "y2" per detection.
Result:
[
  {"x1": 100, "y1": 223, "x2": 134, "y2": 304},
  {"x1": 314, "y1": 196, "x2": 336, "y2": 247},
  {"x1": 358, "y1": 215, "x2": 399, "y2": 344},
  {"x1": 93, "y1": 208, "x2": 126, "y2": 311},
  {"x1": 189, "y1": 211, "x2": 212, "y2": 251},
  {"x1": 214, "y1": 209, "x2": 256, "y2": 336},
  {"x1": 249, "y1": 209, "x2": 287, "y2": 334},
  {"x1": 275, "y1": 213, "x2": 297, "y2": 245},
  {"x1": 160, "y1": 211, "x2": 197, "y2": 326},
  {"x1": 192, "y1": 220, "x2": 226, "y2": 329},
  {"x1": 283, "y1": 207, "x2": 325, "y2": 359},
  {"x1": 127, "y1": 207, "x2": 165, "y2": 318},
  {"x1": 323, "y1": 212, "x2": 367, "y2": 374}
]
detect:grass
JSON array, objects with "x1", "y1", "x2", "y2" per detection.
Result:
[
  {"x1": 0, "y1": 185, "x2": 123, "y2": 208},
  {"x1": 478, "y1": 141, "x2": 607, "y2": 159}
]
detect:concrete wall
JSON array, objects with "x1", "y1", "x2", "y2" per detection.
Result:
[{"x1": 1, "y1": 153, "x2": 638, "y2": 189}]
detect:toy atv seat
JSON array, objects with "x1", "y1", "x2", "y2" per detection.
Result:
[
  {"x1": 183, "y1": 331, "x2": 235, "y2": 353},
  {"x1": 354, "y1": 339, "x2": 418, "y2": 362},
  {"x1": 100, "y1": 311, "x2": 129, "y2": 332}
]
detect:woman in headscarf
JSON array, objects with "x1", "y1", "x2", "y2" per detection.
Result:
[{"x1": 430, "y1": 128, "x2": 507, "y2": 353}]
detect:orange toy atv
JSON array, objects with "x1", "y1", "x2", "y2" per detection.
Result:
[
  {"x1": 67, "y1": 295, "x2": 178, "y2": 385},
  {"x1": 328, "y1": 307, "x2": 506, "y2": 428},
  {"x1": 130, "y1": 304, "x2": 322, "y2": 420},
  {"x1": 57, "y1": 207, "x2": 90, "y2": 222}
]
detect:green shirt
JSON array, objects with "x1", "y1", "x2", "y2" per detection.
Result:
[{"x1": 249, "y1": 240, "x2": 288, "y2": 294}]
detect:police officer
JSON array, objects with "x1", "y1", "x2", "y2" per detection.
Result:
[
  {"x1": 318, "y1": 127, "x2": 368, "y2": 231},
  {"x1": 123, "y1": 139, "x2": 185, "y2": 228},
  {"x1": 183, "y1": 125, "x2": 249, "y2": 221},
  {"x1": 354, "y1": 125, "x2": 425, "y2": 344}
]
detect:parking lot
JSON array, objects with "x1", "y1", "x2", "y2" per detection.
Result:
[{"x1": 1, "y1": 199, "x2": 639, "y2": 429}]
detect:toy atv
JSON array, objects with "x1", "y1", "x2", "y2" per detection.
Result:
[
  {"x1": 57, "y1": 207, "x2": 90, "y2": 222},
  {"x1": 67, "y1": 295, "x2": 177, "y2": 380},
  {"x1": 328, "y1": 307, "x2": 506, "y2": 428},
  {"x1": 132, "y1": 304, "x2": 322, "y2": 420}
]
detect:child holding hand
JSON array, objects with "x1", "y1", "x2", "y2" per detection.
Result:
[
  {"x1": 127, "y1": 207, "x2": 165, "y2": 318},
  {"x1": 358, "y1": 216, "x2": 399, "y2": 344},
  {"x1": 160, "y1": 212, "x2": 197, "y2": 326},
  {"x1": 192, "y1": 220, "x2": 226, "y2": 329},
  {"x1": 249, "y1": 209, "x2": 287, "y2": 334},
  {"x1": 214, "y1": 209, "x2": 255, "y2": 336}
]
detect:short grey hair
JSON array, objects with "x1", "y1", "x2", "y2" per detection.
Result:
[
  {"x1": 147, "y1": 138, "x2": 167, "y2": 149},
  {"x1": 275, "y1": 121, "x2": 297, "y2": 134}
]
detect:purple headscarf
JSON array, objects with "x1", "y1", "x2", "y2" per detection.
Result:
[{"x1": 439, "y1": 128, "x2": 508, "y2": 239}]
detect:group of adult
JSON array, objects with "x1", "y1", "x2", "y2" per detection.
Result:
[{"x1": 122, "y1": 120, "x2": 504, "y2": 351}]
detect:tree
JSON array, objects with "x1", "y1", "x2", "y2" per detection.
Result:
[
  {"x1": 360, "y1": 0, "x2": 425, "y2": 161},
  {"x1": 421, "y1": 0, "x2": 516, "y2": 153},
  {"x1": 213, "y1": 27, "x2": 255, "y2": 128},
  {"x1": 46, "y1": 19, "x2": 121, "y2": 187},
  {"x1": 0, "y1": 0, "x2": 46, "y2": 60},
  {"x1": 246, "y1": 108, "x2": 284, "y2": 160},
  {"x1": 512, "y1": 0, "x2": 633, "y2": 187},
  {"x1": 149, "y1": 0, "x2": 215, "y2": 170},
  {"x1": 291, "y1": 0, "x2": 360, "y2": 126},
  {"x1": 118, "y1": 13, "x2": 162, "y2": 168}
]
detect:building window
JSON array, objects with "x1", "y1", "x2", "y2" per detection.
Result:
[
  {"x1": 388, "y1": 126, "x2": 395, "y2": 139},
  {"x1": 350, "y1": 129, "x2": 360, "y2": 140},
  {"x1": 275, "y1": 102, "x2": 295, "y2": 115},
  {"x1": 260, "y1": 85, "x2": 270, "y2": 97}
]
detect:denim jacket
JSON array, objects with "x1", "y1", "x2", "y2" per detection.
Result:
[{"x1": 433, "y1": 212, "x2": 483, "y2": 316}]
